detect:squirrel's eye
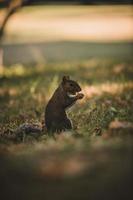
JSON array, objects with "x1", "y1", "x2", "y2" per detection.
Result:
[{"x1": 70, "y1": 83, "x2": 73, "y2": 87}]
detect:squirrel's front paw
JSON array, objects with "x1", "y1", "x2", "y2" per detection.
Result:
[{"x1": 77, "y1": 93, "x2": 84, "y2": 99}]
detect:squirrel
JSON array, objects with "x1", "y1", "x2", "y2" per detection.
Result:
[
  {"x1": 45, "y1": 76, "x2": 84, "y2": 133},
  {"x1": 5, "y1": 76, "x2": 84, "y2": 141}
]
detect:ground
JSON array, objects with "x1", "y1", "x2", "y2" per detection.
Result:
[
  {"x1": 0, "y1": 56, "x2": 133, "y2": 200},
  {"x1": 0, "y1": 5, "x2": 133, "y2": 200}
]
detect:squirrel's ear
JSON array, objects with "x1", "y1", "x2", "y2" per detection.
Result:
[{"x1": 62, "y1": 76, "x2": 70, "y2": 82}]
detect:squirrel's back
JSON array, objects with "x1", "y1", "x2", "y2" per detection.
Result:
[{"x1": 45, "y1": 76, "x2": 84, "y2": 133}]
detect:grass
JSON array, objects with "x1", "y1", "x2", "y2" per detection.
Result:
[
  {"x1": 0, "y1": 57, "x2": 133, "y2": 127},
  {"x1": 0, "y1": 55, "x2": 133, "y2": 200},
  {"x1": 0, "y1": 55, "x2": 133, "y2": 135}
]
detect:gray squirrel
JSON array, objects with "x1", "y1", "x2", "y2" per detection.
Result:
[
  {"x1": 13, "y1": 76, "x2": 84, "y2": 140},
  {"x1": 45, "y1": 76, "x2": 84, "y2": 133}
]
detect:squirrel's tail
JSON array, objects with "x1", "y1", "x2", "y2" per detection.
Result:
[
  {"x1": 16, "y1": 123, "x2": 42, "y2": 134},
  {"x1": 0, "y1": 122, "x2": 46, "y2": 143},
  {"x1": 15, "y1": 122, "x2": 44, "y2": 140}
]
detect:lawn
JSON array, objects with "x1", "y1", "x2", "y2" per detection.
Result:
[
  {"x1": 0, "y1": 55, "x2": 133, "y2": 200},
  {"x1": 0, "y1": 5, "x2": 133, "y2": 200}
]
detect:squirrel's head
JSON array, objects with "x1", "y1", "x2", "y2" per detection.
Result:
[{"x1": 62, "y1": 76, "x2": 82, "y2": 97}]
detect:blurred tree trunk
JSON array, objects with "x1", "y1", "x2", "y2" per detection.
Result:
[{"x1": 0, "y1": 0, "x2": 29, "y2": 67}]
